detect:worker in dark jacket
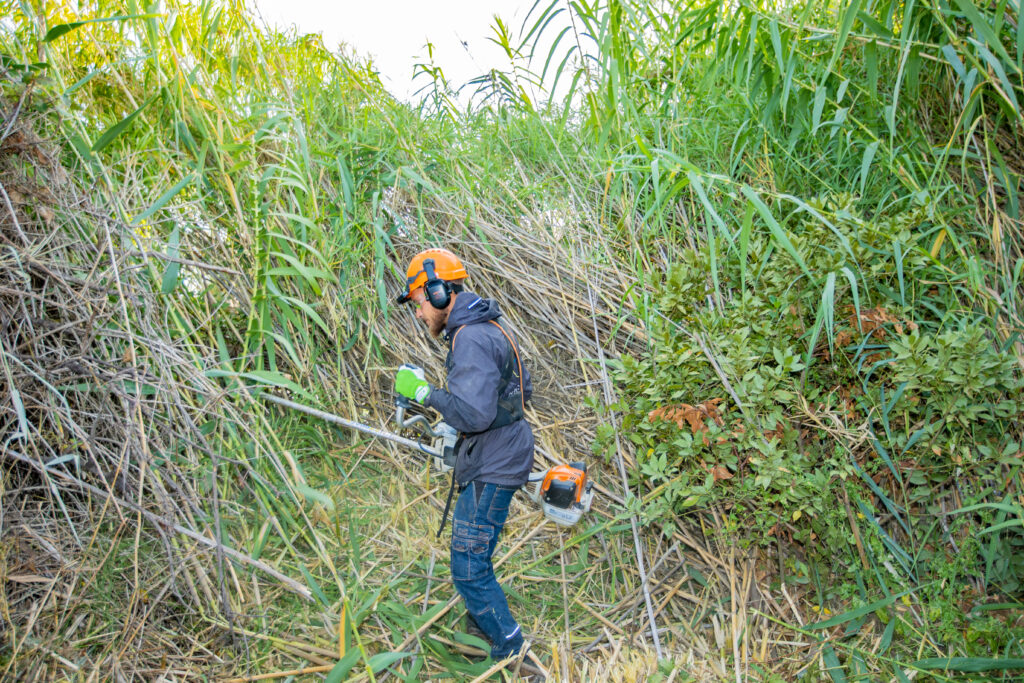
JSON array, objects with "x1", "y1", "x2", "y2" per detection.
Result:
[{"x1": 394, "y1": 248, "x2": 533, "y2": 660}]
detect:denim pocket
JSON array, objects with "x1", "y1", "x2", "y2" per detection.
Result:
[
  {"x1": 452, "y1": 520, "x2": 492, "y2": 552},
  {"x1": 451, "y1": 519, "x2": 494, "y2": 581}
]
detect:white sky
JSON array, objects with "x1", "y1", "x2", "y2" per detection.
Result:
[{"x1": 249, "y1": 0, "x2": 541, "y2": 104}]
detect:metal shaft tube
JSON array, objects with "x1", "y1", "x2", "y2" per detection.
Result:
[{"x1": 262, "y1": 393, "x2": 440, "y2": 458}]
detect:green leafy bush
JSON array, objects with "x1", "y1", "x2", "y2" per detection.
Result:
[{"x1": 607, "y1": 193, "x2": 1024, "y2": 599}]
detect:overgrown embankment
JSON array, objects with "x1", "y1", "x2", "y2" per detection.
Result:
[{"x1": 2, "y1": 0, "x2": 1023, "y2": 681}]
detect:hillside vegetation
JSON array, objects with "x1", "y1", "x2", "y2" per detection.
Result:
[{"x1": 1, "y1": 0, "x2": 1022, "y2": 680}]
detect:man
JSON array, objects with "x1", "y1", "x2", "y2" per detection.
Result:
[{"x1": 394, "y1": 247, "x2": 533, "y2": 661}]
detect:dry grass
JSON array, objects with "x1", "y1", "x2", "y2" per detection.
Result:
[
  {"x1": 0, "y1": 105, "x2": 238, "y2": 677},
  {"x1": 0, "y1": 101, "x2": 821, "y2": 682}
]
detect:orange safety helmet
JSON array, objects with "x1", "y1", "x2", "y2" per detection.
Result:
[{"x1": 396, "y1": 248, "x2": 468, "y2": 304}]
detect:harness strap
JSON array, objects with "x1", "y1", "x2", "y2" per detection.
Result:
[
  {"x1": 486, "y1": 319, "x2": 525, "y2": 415},
  {"x1": 448, "y1": 317, "x2": 526, "y2": 434},
  {"x1": 436, "y1": 475, "x2": 457, "y2": 538}
]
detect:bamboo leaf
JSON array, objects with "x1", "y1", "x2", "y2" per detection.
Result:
[
  {"x1": 133, "y1": 174, "x2": 194, "y2": 226},
  {"x1": 952, "y1": 502, "x2": 1024, "y2": 515},
  {"x1": 912, "y1": 658, "x2": 1024, "y2": 673},
  {"x1": 739, "y1": 200, "x2": 754, "y2": 290},
  {"x1": 857, "y1": 11, "x2": 890, "y2": 39},
  {"x1": 828, "y1": 107, "x2": 848, "y2": 139},
  {"x1": 978, "y1": 519, "x2": 1024, "y2": 534},
  {"x1": 160, "y1": 225, "x2": 181, "y2": 295},
  {"x1": 205, "y1": 368, "x2": 314, "y2": 401},
  {"x1": 270, "y1": 251, "x2": 331, "y2": 294},
  {"x1": 540, "y1": 25, "x2": 573, "y2": 82},
  {"x1": 823, "y1": 271, "x2": 836, "y2": 352},
  {"x1": 859, "y1": 140, "x2": 879, "y2": 194},
  {"x1": 65, "y1": 68, "x2": 101, "y2": 96},
  {"x1": 970, "y1": 38, "x2": 1021, "y2": 113},
  {"x1": 92, "y1": 94, "x2": 157, "y2": 153},
  {"x1": 267, "y1": 331, "x2": 304, "y2": 369},
  {"x1": 686, "y1": 171, "x2": 729, "y2": 243},
  {"x1": 43, "y1": 14, "x2": 157, "y2": 42},
  {"x1": 519, "y1": 0, "x2": 562, "y2": 48},
  {"x1": 865, "y1": 40, "x2": 878, "y2": 97},
  {"x1": 278, "y1": 295, "x2": 330, "y2": 334},
  {"x1": 940, "y1": 44, "x2": 966, "y2": 81},
  {"x1": 812, "y1": 83, "x2": 827, "y2": 131},
  {"x1": 296, "y1": 483, "x2": 336, "y2": 513},
  {"x1": 267, "y1": 231, "x2": 329, "y2": 267},
  {"x1": 740, "y1": 186, "x2": 812, "y2": 280},
  {"x1": 10, "y1": 388, "x2": 28, "y2": 440},
  {"x1": 769, "y1": 19, "x2": 784, "y2": 73},
  {"x1": 954, "y1": 0, "x2": 1014, "y2": 65},
  {"x1": 879, "y1": 617, "x2": 897, "y2": 654},
  {"x1": 299, "y1": 564, "x2": 331, "y2": 607},
  {"x1": 822, "y1": 644, "x2": 847, "y2": 683},
  {"x1": 324, "y1": 649, "x2": 363, "y2": 683},
  {"x1": 709, "y1": 229, "x2": 721, "y2": 307},
  {"x1": 368, "y1": 652, "x2": 413, "y2": 673},
  {"x1": 827, "y1": 0, "x2": 864, "y2": 75},
  {"x1": 1018, "y1": 2, "x2": 1023, "y2": 71},
  {"x1": 809, "y1": 588, "x2": 916, "y2": 629},
  {"x1": 839, "y1": 266, "x2": 861, "y2": 329},
  {"x1": 349, "y1": 513, "x2": 362, "y2": 576}
]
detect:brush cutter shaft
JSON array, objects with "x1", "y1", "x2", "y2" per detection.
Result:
[
  {"x1": 264, "y1": 393, "x2": 594, "y2": 526},
  {"x1": 262, "y1": 393, "x2": 440, "y2": 458}
]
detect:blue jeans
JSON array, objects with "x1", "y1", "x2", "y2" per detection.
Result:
[{"x1": 451, "y1": 481, "x2": 524, "y2": 659}]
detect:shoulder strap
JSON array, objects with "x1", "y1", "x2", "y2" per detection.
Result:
[
  {"x1": 487, "y1": 319, "x2": 525, "y2": 415},
  {"x1": 450, "y1": 325, "x2": 466, "y2": 349},
  {"x1": 448, "y1": 318, "x2": 526, "y2": 434}
]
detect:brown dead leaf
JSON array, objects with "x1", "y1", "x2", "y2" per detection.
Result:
[
  {"x1": 648, "y1": 398, "x2": 726, "y2": 434},
  {"x1": 697, "y1": 460, "x2": 734, "y2": 482},
  {"x1": 848, "y1": 306, "x2": 919, "y2": 338}
]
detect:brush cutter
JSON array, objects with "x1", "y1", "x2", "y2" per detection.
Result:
[
  {"x1": 527, "y1": 462, "x2": 595, "y2": 527},
  {"x1": 262, "y1": 393, "x2": 594, "y2": 527}
]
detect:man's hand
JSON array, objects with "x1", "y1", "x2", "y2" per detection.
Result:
[{"x1": 395, "y1": 364, "x2": 431, "y2": 403}]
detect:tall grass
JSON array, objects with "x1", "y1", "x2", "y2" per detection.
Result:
[
  {"x1": 478, "y1": 0, "x2": 1024, "y2": 678},
  {"x1": 2, "y1": 0, "x2": 1023, "y2": 680}
]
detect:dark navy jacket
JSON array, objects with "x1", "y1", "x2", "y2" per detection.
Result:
[{"x1": 424, "y1": 292, "x2": 534, "y2": 487}]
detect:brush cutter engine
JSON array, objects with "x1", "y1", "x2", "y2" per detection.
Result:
[{"x1": 529, "y1": 462, "x2": 595, "y2": 526}]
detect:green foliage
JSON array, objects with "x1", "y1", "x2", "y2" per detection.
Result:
[
  {"x1": 4, "y1": 0, "x2": 1023, "y2": 678},
  {"x1": 606, "y1": 190, "x2": 1024, "y2": 671},
  {"x1": 479, "y1": 4, "x2": 1024, "y2": 673}
]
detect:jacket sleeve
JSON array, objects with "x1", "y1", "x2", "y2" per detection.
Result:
[{"x1": 425, "y1": 328, "x2": 500, "y2": 433}]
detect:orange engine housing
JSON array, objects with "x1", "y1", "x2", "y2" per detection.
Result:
[{"x1": 540, "y1": 463, "x2": 588, "y2": 508}]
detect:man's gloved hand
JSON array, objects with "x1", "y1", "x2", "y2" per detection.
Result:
[{"x1": 395, "y1": 364, "x2": 431, "y2": 403}]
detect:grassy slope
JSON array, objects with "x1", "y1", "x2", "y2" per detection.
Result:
[{"x1": 1, "y1": 0, "x2": 1023, "y2": 681}]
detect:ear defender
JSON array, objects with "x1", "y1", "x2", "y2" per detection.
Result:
[{"x1": 422, "y1": 259, "x2": 452, "y2": 309}]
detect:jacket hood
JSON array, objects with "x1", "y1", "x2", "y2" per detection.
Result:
[{"x1": 445, "y1": 290, "x2": 501, "y2": 332}]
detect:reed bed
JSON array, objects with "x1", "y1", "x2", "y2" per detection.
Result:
[
  {"x1": 0, "y1": 96, "x2": 806, "y2": 681},
  {"x1": 2, "y1": 0, "x2": 1022, "y2": 680}
]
